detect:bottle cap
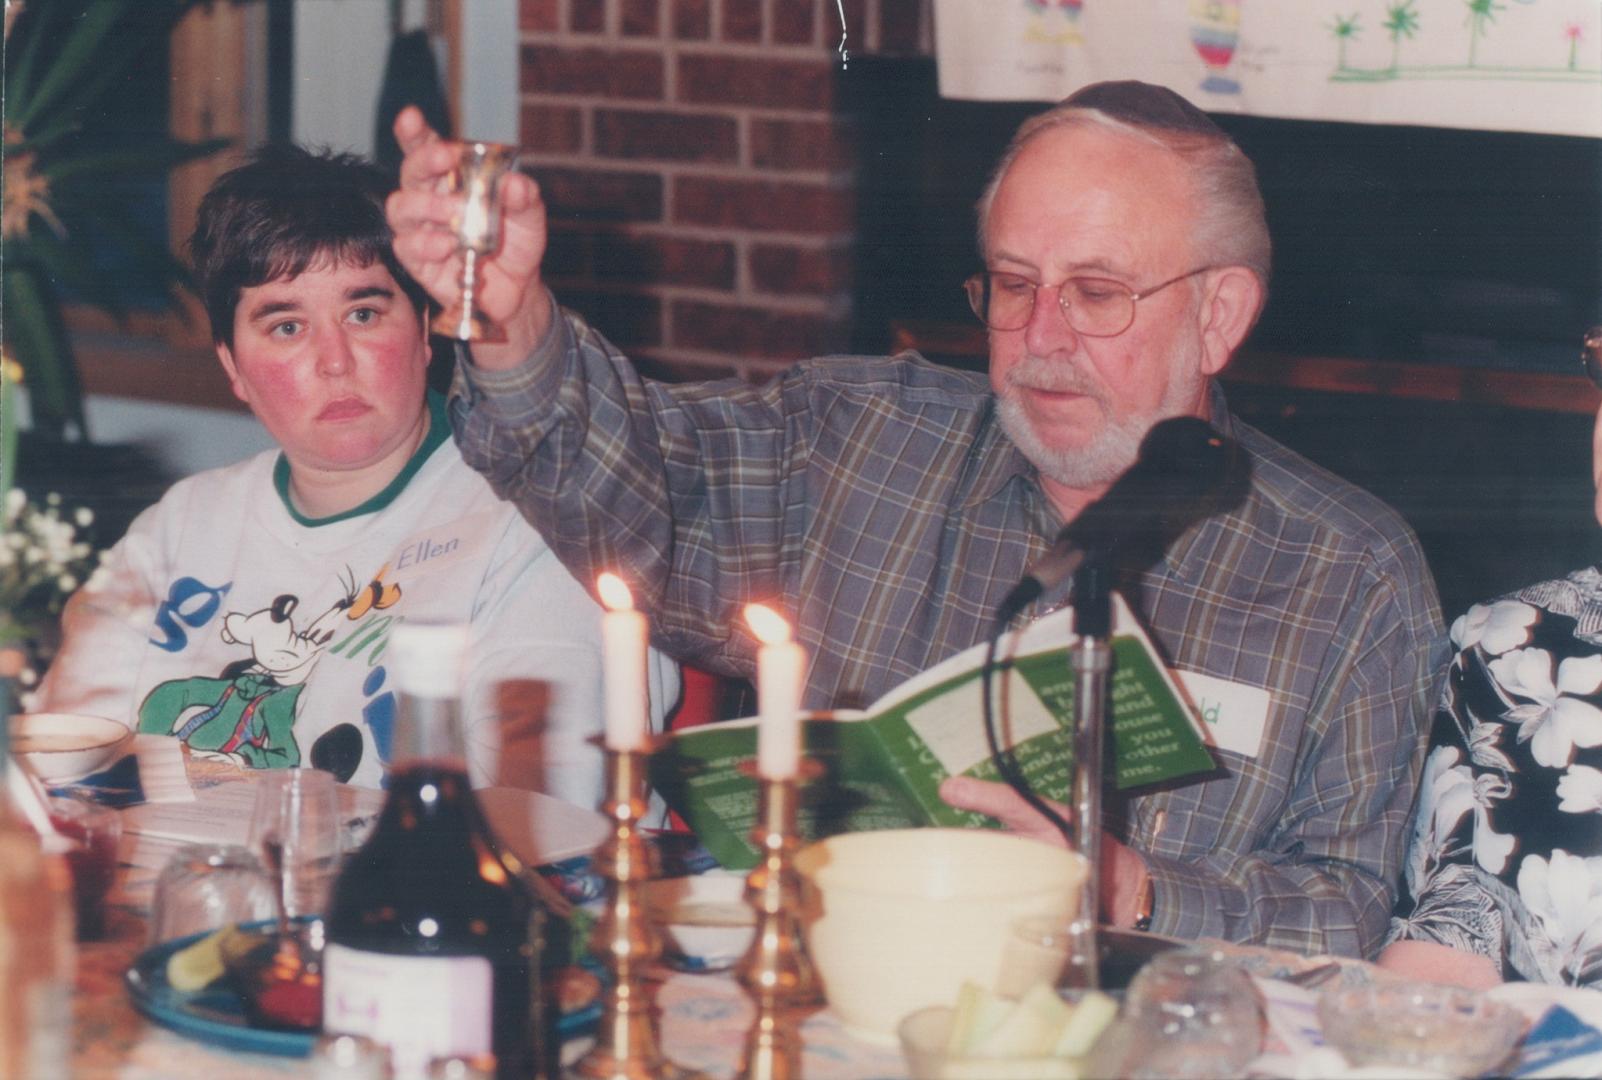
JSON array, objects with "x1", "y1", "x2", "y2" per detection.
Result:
[{"x1": 386, "y1": 623, "x2": 468, "y2": 698}]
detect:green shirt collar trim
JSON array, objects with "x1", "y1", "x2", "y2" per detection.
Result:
[{"x1": 272, "y1": 391, "x2": 450, "y2": 527}]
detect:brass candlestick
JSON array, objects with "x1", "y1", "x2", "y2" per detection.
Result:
[
  {"x1": 568, "y1": 743, "x2": 698, "y2": 1080},
  {"x1": 735, "y1": 766, "x2": 821, "y2": 1080}
]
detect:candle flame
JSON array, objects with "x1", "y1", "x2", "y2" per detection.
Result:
[
  {"x1": 744, "y1": 603, "x2": 792, "y2": 646},
  {"x1": 597, "y1": 572, "x2": 634, "y2": 612}
]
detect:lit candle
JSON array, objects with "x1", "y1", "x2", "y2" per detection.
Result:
[
  {"x1": 598, "y1": 572, "x2": 648, "y2": 751},
  {"x1": 745, "y1": 603, "x2": 805, "y2": 779}
]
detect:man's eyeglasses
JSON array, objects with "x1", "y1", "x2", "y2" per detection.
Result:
[
  {"x1": 963, "y1": 266, "x2": 1214, "y2": 338},
  {"x1": 1583, "y1": 326, "x2": 1602, "y2": 390}
]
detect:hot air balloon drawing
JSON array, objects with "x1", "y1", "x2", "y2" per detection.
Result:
[
  {"x1": 1025, "y1": 0, "x2": 1083, "y2": 18},
  {"x1": 1189, "y1": 0, "x2": 1242, "y2": 95},
  {"x1": 1023, "y1": 0, "x2": 1086, "y2": 43}
]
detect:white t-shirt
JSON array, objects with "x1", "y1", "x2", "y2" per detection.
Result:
[{"x1": 38, "y1": 411, "x2": 678, "y2": 808}]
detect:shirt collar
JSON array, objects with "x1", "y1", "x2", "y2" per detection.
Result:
[
  {"x1": 958, "y1": 397, "x2": 1045, "y2": 507},
  {"x1": 272, "y1": 390, "x2": 449, "y2": 528}
]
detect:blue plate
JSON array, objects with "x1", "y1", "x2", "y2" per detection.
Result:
[{"x1": 125, "y1": 927, "x2": 603, "y2": 1058}]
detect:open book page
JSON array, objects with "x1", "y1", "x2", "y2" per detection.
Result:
[{"x1": 653, "y1": 592, "x2": 1215, "y2": 870}]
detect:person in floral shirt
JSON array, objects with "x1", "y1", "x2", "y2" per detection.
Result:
[{"x1": 1382, "y1": 332, "x2": 1602, "y2": 988}]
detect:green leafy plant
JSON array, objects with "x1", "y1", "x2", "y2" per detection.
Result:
[{"x1": 2, "y1": 0, "x2": 228, "y2": 440}]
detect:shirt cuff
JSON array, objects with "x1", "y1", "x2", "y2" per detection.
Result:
[
  {"x1": 1140, "y1": 851, "x2": 1240, "y2": 942},
  {"x1": 451, "y1": 288, "x2": 569, "y2": 420}
]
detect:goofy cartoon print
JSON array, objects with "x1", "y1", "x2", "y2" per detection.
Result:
[{"x1": 137, "y1": 567, "x2": 400, "y2": 778}]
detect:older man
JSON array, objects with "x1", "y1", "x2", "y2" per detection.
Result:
[
  {"x1": 38, "y1": 145, "x2": 677, "y2": 807},
  {"x1": 388, "y1": 82, "x2": 1444, "y2": 958}
]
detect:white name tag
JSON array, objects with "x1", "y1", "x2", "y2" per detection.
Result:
[
  {"x1": 1175, "y1": 669, "x2": 1271, "y2": 759},
  {"x1": 389, "y1": 509, "x2": 496, "y2": 578}
]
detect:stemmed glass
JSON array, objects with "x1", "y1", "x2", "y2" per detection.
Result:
[
  {"x1": 430, "y1": 139, "x2": 520, "y2": 342},
  {"x1": 247, "y1": 767, "x2": 342, "y2": 927}
]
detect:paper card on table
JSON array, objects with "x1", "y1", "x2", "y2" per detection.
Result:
[
  {"x1": 1249, "y1": 975, "x2": 1327, "y2": 1075},
  {"x1": 476, "y1": 786, "x2": 609, "y2": 867},
  {"x1": 650, "y1": 593, "x2": 1216, "y2": 870},
  {"x1": 121, "y1": 777, "x2": 260, "y2": 851},
  {"x1": 50, "y1": 734, "x2": 194, "y2": 808},
  {"x1": 122, "y1": 773, "x2": 383, "y2": 847},
  {"x1": 121, "y1": 773, "x2": 604, "y2": 871}
]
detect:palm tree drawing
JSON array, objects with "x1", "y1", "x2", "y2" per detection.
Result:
[
  {"x1": 1329, "y1": 13, "x2": 1361, "y2": 72},
  {"x1": 1464, "y1": 0, "x2": 1503, "y2": 68},
  {"x1": 1383, "y1": 0, "x2": 1419, "y2": 74}
]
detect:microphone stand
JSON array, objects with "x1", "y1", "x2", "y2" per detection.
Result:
[{"x1": 1064, "y1": 561, "x2": 1111, "y2": 991}]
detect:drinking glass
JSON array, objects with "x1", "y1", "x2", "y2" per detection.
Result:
[
  {"x1": 996, "y1": 913, "x2": 1073, "y2": 998},
  {"x1": 248, "y1": 768, "x2": 342, "y2": 922},
  {"x1": 430, "y1": 139, "x2": 520, "y2": 342},
  {"x1": 149, "y1": 843, "x2": 279, "y2": 946},
  {"x1": 46, "y1": 793, "x2": 122, "y2": 941},
  {"x1": 1106, "y1": 948, "x2": 1264, "y2": 1079}
]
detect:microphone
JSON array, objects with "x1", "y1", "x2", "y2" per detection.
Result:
[{"x1": 998, "y1": 416, "x2": 1244, "y2": 619}]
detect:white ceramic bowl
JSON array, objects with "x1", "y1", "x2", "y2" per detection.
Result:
[
  {"x1": 644, "y1": 871, "x2": 754, "y2": 970},
  {"x1": 795, "y1": 828, "x2": 1087, "y2": 1040},
  {"x1": 11, "y1": 713, "x2": 134, "y2": 783}
]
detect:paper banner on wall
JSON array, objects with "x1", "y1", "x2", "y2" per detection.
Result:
[{"x1": 934, "y1": 0, "x2": 1602, "y2": 138}]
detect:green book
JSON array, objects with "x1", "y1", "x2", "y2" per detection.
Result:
[{"x1": 649, "y1": 593, "x2": 1217, "y2": 870}]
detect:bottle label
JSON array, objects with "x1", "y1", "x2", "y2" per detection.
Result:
[{"x1": 323, "y1": 944, "x2": 493, "y2": 1079}]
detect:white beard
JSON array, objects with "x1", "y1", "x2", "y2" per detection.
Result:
[{"x1": 995, "y1": 343, "x2": 1206, "y2": 490}]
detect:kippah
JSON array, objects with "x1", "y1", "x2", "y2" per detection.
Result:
[{"x1": 1061, "y1": 80, "x2": 1226, "y2": 138}]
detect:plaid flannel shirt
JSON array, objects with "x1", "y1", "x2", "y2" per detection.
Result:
[{"x1": 451, "y1": 301, "x2": 1447, "y2": 958}]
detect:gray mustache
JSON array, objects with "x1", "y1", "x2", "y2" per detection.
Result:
[{"x1": 1004, "y1": 357, "x2": 1103, "y2": 398}]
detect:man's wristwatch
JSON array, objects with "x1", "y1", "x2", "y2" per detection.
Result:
[{"x1": 1132, "y1": 873, "x2": 1155, "y2": 932}]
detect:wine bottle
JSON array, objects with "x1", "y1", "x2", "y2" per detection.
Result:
[
  {"x1": 0, "y1": 671, "x2": 74, "y2": 1080},
  {"x1": 322, "y1": 624, "x2": 549, "y2": 1080}
]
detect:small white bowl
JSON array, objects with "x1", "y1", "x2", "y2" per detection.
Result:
[
  {"x1": 796, "y1": 829, "x2": 1086, "y2": 1040},
  {"x1": 11, "y1": 713, "x2": 134, "y2": 783},
  {"x1": 644, "y1": 871, "x2": 755, "y2": 971}
]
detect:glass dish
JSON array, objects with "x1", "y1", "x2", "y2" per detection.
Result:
[{"x1": 1317, "y1": 981, "x2": 1527, "y2": 1077}]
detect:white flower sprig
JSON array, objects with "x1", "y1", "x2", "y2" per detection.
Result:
[{"x1": 1, "y1": 488, "x2": 103, "y2": 671}]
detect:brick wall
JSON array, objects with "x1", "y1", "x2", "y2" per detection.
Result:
[{"x1": 516, "y1": 0, "x2": 930, "y2": 381}]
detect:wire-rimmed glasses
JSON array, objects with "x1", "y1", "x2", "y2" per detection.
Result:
[{"x1": 963, "y1": 266, "x2": 1214, "y2": 337}]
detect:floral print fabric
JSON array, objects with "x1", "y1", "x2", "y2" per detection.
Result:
[{"x1": 1390, "y1": 566, "x2": 1602, "y2": 985}]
